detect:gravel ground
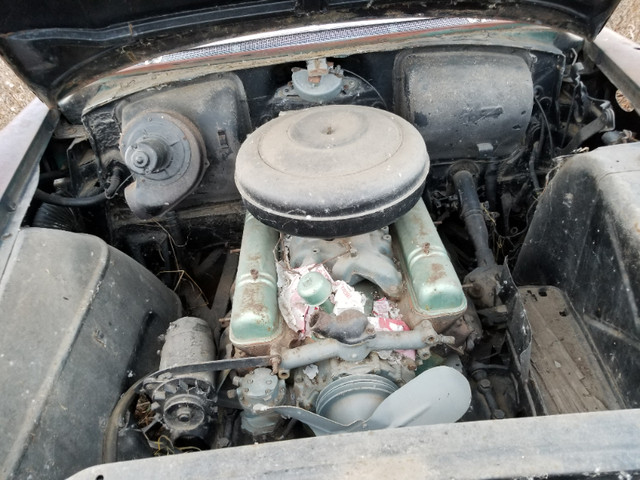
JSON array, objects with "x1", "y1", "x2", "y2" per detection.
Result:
[
  {"x1": 0, "y1": 58, "x2": 35, "y2": 129},
  {"x1": 1, "y1": 3, "x2": 639, "y2": 130},
  {"x1": 608, "y1": 0, "x2": 640, "y2": 41}
]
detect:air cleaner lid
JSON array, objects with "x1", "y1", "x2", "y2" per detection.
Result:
[{"x1": 235, "y1": 105, "x2": 429, "y2": 237}]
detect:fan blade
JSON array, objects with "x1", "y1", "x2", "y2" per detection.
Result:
[{"x1": 364, "y1": 366, "x2": 471, "y2": 430}]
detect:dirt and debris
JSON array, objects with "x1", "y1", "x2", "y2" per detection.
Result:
[
  {"x1": 607, "y1": 0, "x2": 640, "y2": 42},
  {"x1": 0, "y1": 6, "x2": 639, "y2": 130},
  {"x1": 0, "y1": 58, "x2": 35, "y2": 130}
]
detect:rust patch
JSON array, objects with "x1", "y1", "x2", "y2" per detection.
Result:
[
  {"x1": 422, "y1": 242, "x2": 431, "y2": 254},
  {"x1": 250, "y1": 268, "x2": 259, "y2": 280},
  {"x1": 416, "y1": 221, "x2": 429, "y2": 238},
  {"x1": 429, "y1": 263, "x2": 446, "y2": 282},
  {"x1": 239, "y1": 285, "x2": 269, "y2": 319}
]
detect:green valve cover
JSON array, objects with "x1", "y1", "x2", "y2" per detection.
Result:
[
  {"x1": 394, "y1": 199, "x2": 467, "y2": 316},
  {"x1": 230, "y1": 213, "x2": 282, "y2": 347},
  {"x1": 231, "y1": 200, "x2": 465, "y2": 349}
]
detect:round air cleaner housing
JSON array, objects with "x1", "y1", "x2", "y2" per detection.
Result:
[{"x1": 235, "y1": 105, "x2": 429, "y2": 237}]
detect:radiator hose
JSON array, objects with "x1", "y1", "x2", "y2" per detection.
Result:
[{"x1": 35, "y1": 166, "x2": 126, "y2": 207}]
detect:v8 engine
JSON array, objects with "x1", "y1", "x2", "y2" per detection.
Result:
[{"x1": 3, "y1": 31, "x2": 638, "y2": 479}]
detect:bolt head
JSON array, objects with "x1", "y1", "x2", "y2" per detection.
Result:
[
  {"x1": 132, "y1": 151, "x2": 150, "y2": 168},
  {"x1": 175, "y1": 406, "x2": 192, "y2": 423}
]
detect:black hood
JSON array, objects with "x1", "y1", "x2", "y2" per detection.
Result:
[{"x1": 0, "y1": 0, "x2": 620, "y2": 107}]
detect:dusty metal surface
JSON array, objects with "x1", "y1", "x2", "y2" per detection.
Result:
[
  {"x1": 0, "y1": 0, "x2": 618, "y2": 107},
  {"x1": 68, "y1": 24, "x2": 562, "y2": 123},
  {"x1": 522, "y1": 286, "x2": 623, "y2": 414},
  {"x1": 0, "y1": 99, "x2": 57, "y2": 274},
  {"x1": 514, "y1": 144, "x2": 640, "y2": 408},
  {"x1": 229, "y1": 213, "x2": 283, "y2": 353},
  {"x1": 0, "y1": 228, "x2": 182, "y2": 480},
  {"x1": 394, "y1": 199, "x2": 467, "y2": 323},
  {"x1": 287, "y1": 229, "x2": 403, "y2": 298},
  {"x1": 71, "y1": 408, "x2": 640, "y2": 479},
  {"x1": 277, "y1": 325, "x2": 447, "y2": 373}
]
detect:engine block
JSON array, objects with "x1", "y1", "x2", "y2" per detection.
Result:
[{"x1": 230, "y1": 198, "x2": 467, "y2": 356}]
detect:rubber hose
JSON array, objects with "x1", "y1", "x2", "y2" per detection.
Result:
[
  {"x1": 34, "y1": 189, "x2": 107, "y2": 207},
  {"x1": 35, "y1": 166, "x2": 125, "y2": 207},
  {"x1": 528, "y1": 141, "x2": 542, "y2": 192},
  {"x1": 102, "y1": 378, "x2": 144, "y2": 464},
  {"x1": 484, "y1": 161, "x2": 499, "y2": 212}
]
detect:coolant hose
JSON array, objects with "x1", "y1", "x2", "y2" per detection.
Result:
[
  {"x1": 34, "y1": 189, "x2": 107, "y2": 207},
  {"x1": 35, "y1": 166, "x2": 126, "y2": 207},
  {"x1": 102, "y1": 378, "x2": 144, "y2": 463},
  {"x1": 452, "y1": 169, "x2": 496, "y2": 268}
]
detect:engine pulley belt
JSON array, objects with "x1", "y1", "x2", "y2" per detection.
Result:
[{"x1": 145, "y1": 355, "x2": 273, "y2": 381}]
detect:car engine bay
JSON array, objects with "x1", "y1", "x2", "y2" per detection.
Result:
[{"x1": 1, "y1": 21, "x2": 639, "y2": 479}]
